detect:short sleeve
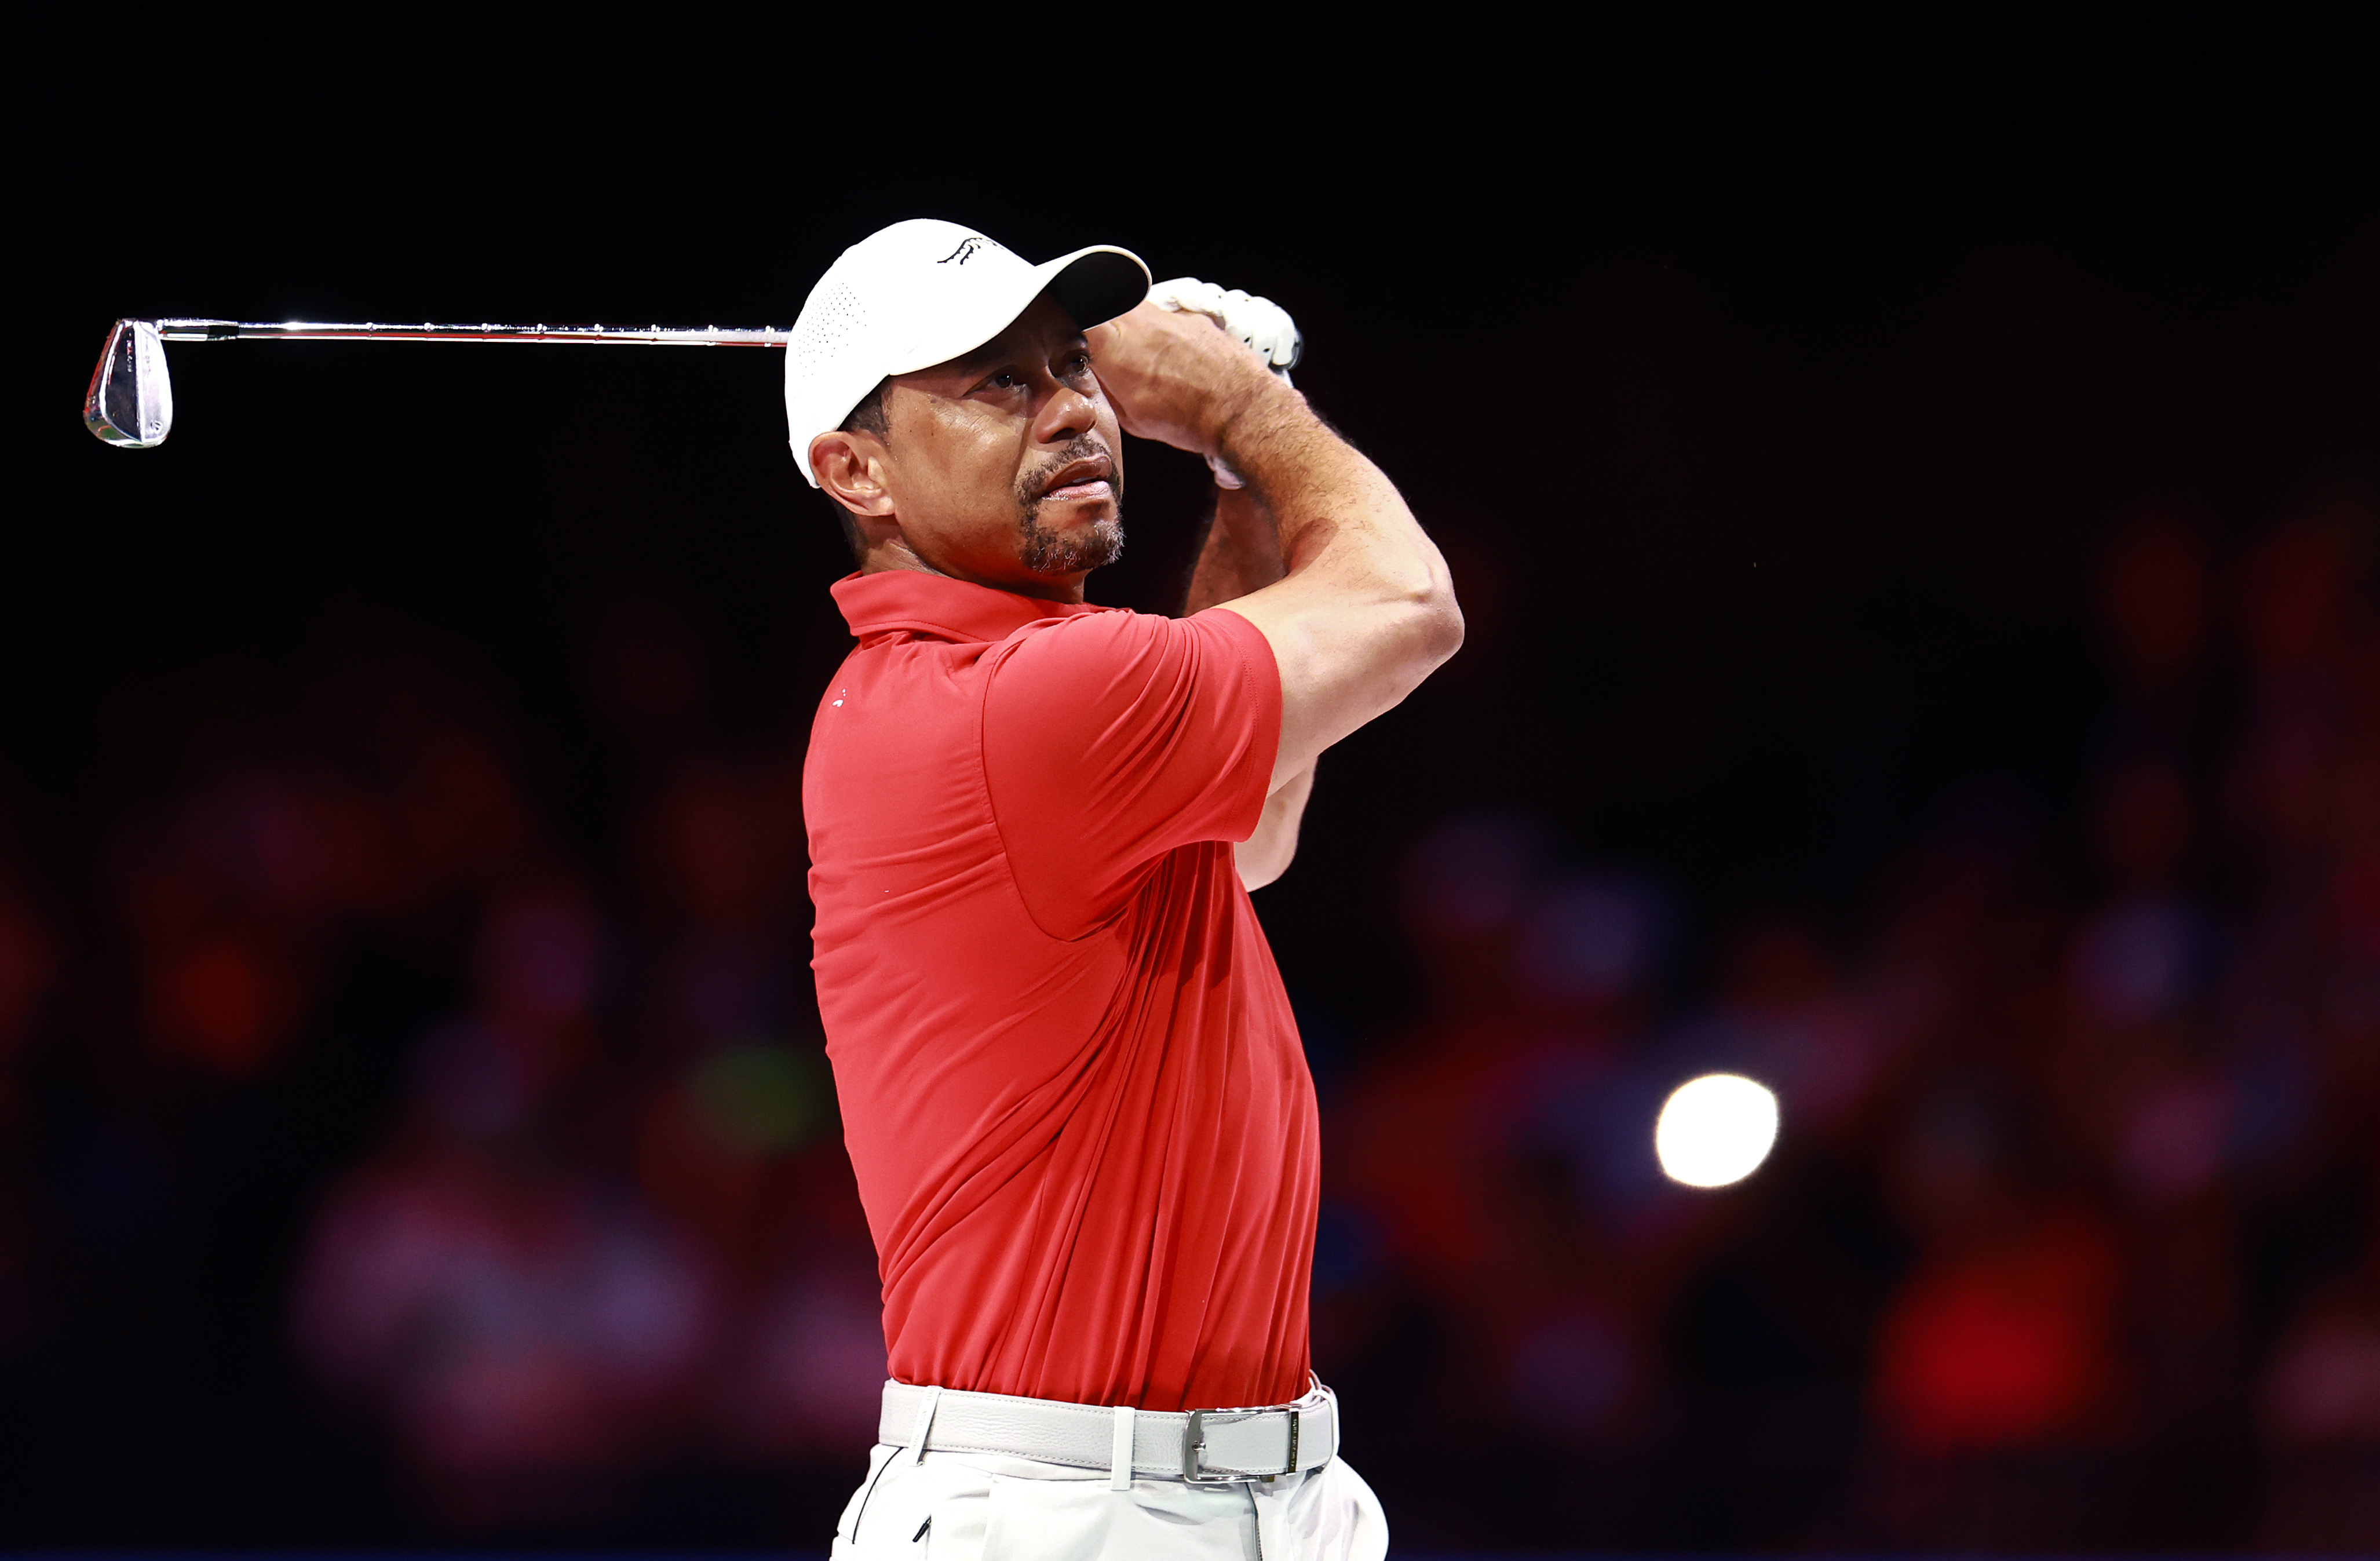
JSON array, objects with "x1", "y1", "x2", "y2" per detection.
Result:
[{"x1": 981, "y1": 606, "x2": 1280, "y2": 938}]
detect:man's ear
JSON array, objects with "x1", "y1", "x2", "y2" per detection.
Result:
[{"x1": 811, "y1": 431, "x2": 895, "y2": 519}]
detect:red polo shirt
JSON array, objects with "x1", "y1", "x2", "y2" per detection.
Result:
[{"x1": 804, "y1": 570, "x2": 1317, "y2": 1413}]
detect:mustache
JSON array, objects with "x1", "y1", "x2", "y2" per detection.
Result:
[{"x1": 1016, "y1": 436, "x2": 1120, "y2": 506}]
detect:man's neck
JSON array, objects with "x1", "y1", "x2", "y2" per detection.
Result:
[{"x1": 859, "y1": 540, "x2": 1087, "y2": 604}]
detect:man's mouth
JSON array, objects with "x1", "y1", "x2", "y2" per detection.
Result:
[{"x1": 1035, "y1": 453, "x2": 1114, "y2": 503}]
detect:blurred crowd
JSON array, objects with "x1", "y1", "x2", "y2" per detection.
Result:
[
  {"x1": 1, "y1": 604, "x2": 886, "y2": 1536},
  {"x1": 1315, "y1": 495, "x2": 2380, "y2": 1549},
  {"x1": 0, "y1": 496, "x2": 2375, "y2": 1549}
]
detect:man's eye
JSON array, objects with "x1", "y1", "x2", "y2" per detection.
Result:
[{"x1": 979, "y1": 370, "x2": 1021, "y2": 392}]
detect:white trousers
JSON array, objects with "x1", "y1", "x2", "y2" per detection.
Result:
[{"x1": 829, "y1": 1440, "x2": 1390, "y2": 1560}]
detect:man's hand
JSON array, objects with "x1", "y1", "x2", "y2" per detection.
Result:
[
  {"x1": 1147, "y1": 278, "x2": 1303, "y2": 372},
  {"x1": 1086, "y1": 302, "x2": 1292, "y2": 461},
  {"x1": 1146, "y1": 279, "x2": 1301, "y2": 488}
]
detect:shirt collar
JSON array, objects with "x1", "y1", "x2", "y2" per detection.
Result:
[{"x1": 830, "y1": 570, "x2": 1118, "y2": 644}]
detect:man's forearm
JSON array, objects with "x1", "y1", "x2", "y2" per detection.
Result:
[
  {"x1": 1184, "y1": 481, "x2": 1287, "y2": 615},
  {"x1": 1216, "y1": 386, "x2": 1442, "y2": 608},
  {"x1": 1202, "y1": 381, "x2": 1462, "y2": 788}
]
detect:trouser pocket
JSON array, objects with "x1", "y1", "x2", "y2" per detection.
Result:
[
  {"x1": 982, "y1": 1472, "x2": 1255, "y2": 1560},
  {"x1": 835, "y1": 1451, "x2": 994, "y2": 1558}
]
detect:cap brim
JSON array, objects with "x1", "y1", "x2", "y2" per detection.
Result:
[
  {"x1": 879, "y1": 244, "x2": 1151, "y2": 382},
  {"x1": 1036, "y1": 246, "x2": 1152, "y2": 330}
]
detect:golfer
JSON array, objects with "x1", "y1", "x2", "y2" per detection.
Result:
[{"x1": 793, "y1": 220, "x2": 1461, "y2": 1560}]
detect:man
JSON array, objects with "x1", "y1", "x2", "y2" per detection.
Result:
[{"x1": 792, "y1": 218, "x2": 1461, "y2": 1559}]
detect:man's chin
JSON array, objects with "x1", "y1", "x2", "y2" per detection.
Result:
[{"x1": 1019, "y1": 513, "x2": 1125, "y2": 576}]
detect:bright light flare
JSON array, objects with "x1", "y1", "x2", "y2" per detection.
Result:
[{"x1": 1654, "y1": 1073, "x2": 1780, "y2": 1188}]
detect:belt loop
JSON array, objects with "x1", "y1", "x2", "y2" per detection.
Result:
[
  {"x1": 1108, "y1": 1405, "x2": 1136, "y2": 1491},
  {"x1": 908, "y1": 1384, "x2": 944, "y2": 1465}
]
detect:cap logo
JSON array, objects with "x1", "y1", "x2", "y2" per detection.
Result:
[{"x1": 937, "y1": 236, "x2": 993, "y2": 266}]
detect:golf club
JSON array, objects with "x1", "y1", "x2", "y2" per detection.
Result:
[{"x1": 83, "y1": 318, "x2": 792, "y2": 448}]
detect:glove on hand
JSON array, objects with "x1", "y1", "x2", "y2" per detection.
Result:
[
  {"x1": 1147, "y1": 277, "x2": 1302, "y2": 374},
  {"x1": 1145, "y1": 277, "x2": 1301, "y2": 488}
]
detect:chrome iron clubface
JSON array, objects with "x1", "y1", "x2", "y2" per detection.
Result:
[
  {"x1": 85, "y1": 320, "x2": 173, "y2": 447},
  {"x1": 82, "y1": 319, "x2": 794, "y2": 448}
]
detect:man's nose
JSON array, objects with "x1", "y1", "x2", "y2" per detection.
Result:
[{"x1": 1031, "y1": 376, "x2": 1097, "y2": 446}]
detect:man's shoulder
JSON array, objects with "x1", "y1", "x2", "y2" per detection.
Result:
[
  {"x1": 991, "y1": 604, "x2": 1262, "y2": 676},
  {"x1": 980, "y1": 607, "x2": 1276, "y2": 787}
]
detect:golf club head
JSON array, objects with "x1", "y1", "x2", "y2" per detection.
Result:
[{"x1": 85, "y1": 319, "x2": 173, "y2": 447}]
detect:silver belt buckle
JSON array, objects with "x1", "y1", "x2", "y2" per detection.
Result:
[{"x1": 1181, "y1": 1405, "x2": 1300, "y2": 1485}]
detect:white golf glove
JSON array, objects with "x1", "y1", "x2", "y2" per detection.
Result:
[
  {"x1": 1146, "y1": 276, "x2": 1301, "y2": 487},
  {"x1": 1148, "y1": 277, "x2": 1301, "y2": 375}
]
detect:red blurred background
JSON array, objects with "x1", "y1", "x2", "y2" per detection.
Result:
[{"x1": 9, "y1": 16, "x2": 2378, "y2": 1552}]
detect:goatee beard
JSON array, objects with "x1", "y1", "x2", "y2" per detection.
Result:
[
  {"x1": 1016, "y1": 438, "x2": 1125, "y2": 575},
  {"x1": 1019, "y1": 513, "x2": 1124, "y2": 574}
]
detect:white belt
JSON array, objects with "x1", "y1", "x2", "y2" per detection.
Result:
[{"x1": 878, "y1": 1378, "x2": 1338, "y2": 1487}]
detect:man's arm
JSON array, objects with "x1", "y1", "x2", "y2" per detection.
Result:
[
  {"x1": 1094, "y1": 304, "x2": 1463, "y2": 794},
  {"x1": 1183, "y1": 480, "x2": 1309, "y2": 889},
  {"x1": 1184, "y1": 479, "x2": 1285, "y2": 615}
]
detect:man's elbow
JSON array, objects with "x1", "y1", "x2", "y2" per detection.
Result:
[
  {"x1": 1397, "y1": 579, "x2": 1464, "y2": 676},
  {"x1": 1421, "y1": 586, "x2": 1465, "y2": 666}
]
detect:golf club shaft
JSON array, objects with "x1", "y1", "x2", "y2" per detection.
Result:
[{"x1": 147, "y1": 318, "x2": 789, "y2": 346}]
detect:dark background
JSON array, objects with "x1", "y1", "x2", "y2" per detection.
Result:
[{"x1": 9, "y1": 14, "x2": 2378, "y2": 1552}]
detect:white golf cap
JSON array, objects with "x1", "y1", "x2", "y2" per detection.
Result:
[{"x1": 784, "y1": 218, "x2": 1151, "y2": 487}]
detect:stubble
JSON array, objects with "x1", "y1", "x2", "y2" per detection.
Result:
[{"x1": 1015, "y1": 436, "x2": 1125, "y2": 575}]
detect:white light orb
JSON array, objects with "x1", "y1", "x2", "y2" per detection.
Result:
[{"x1": 1654, "y1": 1073, "x2": 1780, "y2": 1188}]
